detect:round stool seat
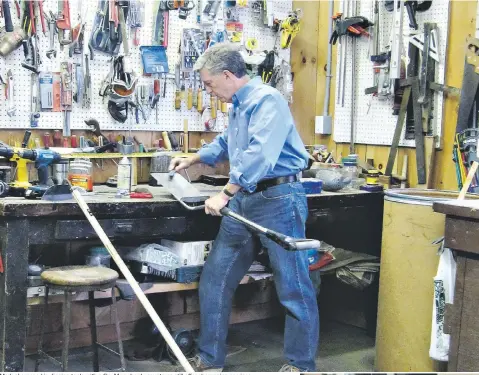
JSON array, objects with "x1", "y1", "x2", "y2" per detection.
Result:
[{"x1": 41, "y1": 265, "x2": 119, "y2": 287}]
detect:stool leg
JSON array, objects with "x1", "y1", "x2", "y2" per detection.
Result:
[
  {"x1": 61, "y1": 291, "x2": 72, "y2": 372},
  {"x1": 111, "y1": 287, "x2": 126, "y2": 371},
  {"x1": 89, "y1": 291, "x2": 100, "y2": 372},
  {"x1": 35, "y1": 286, "x2": 49, "y2": 371}
]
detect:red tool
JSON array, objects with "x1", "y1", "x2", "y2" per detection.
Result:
[
  {"x1": 70, "y1": 135, "x2": 77, "y2": 148},
  {"x1": 57, "y1": 0, "x2": 72, "y2": 45},
  {"x1": 0, "y1": 251, "x2": 3, "y2": 273},
  {"x1": 130, "y1": 192, "x2": 153, "y2": 199},
  {"x1": 29, "y1": 0, "x2": 36, "y2": 34},
  {"x1": 42, "y1": 132, "x2": 51, "y2": 147},
  {"x1": 53, "y1": 130, "x2": 62, "y2": 146},
  {"x1": 38, "y1": 0, "x2": 46, "y2": 35},
  {"x1": 14, "y1": 0, "x2": 20, "y2": 18}
]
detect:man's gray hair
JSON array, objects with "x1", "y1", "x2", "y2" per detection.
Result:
[{"x1": 194, "y1": 43, "x2": 246, "y2": 78}]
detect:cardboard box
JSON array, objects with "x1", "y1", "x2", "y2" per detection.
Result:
[{"x1": 161, "y1": 240, "x2": 213, "y2": 266}]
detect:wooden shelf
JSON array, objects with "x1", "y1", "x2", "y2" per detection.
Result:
[{"x1": 27, "y1": 275, "x2": 272, "y2": 306}]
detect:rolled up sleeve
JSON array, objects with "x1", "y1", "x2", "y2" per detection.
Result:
[
  {"x1": 228, "y1": 94, "x2": 290, "y2": 191},
  {"x1": 197, "y1": 128, "x2": 229, "y2": 166}
]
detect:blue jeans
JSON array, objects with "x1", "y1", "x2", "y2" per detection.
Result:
[{"x1": 197, "y1": 182, "x2": 319, "y2": 371}]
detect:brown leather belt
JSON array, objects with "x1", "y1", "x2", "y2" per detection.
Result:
[{"x1": 254, "y1": 175, "x2": 299, "y2": 193}]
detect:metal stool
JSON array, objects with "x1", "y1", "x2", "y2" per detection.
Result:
[{"x1": 35, "y1": 265, "x2": 126, "y2": 372}]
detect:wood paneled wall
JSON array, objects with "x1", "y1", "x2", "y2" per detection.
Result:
[{"x1": 291, "y1": 0, "x2": 478, "y2": 190}]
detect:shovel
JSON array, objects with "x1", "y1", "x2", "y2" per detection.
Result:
[
  {"x1": 151, "y1": 172, "x2": 321, "y2": 252},
  {"x1": 42, "y1": 182, "x2": 195, "y2": 372}
]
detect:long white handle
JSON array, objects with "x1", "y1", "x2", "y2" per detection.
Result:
[{"x1": 71, "y1": 188, "x2": 194, "y2": 372}]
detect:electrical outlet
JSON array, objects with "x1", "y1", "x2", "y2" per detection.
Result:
[{"x1": 315, "y1": 116, "x2": 332, "y2": 135}]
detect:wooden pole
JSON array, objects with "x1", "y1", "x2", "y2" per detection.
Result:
[{"x1": 71, "y1": 188, "x2": 194, "y2": 372}]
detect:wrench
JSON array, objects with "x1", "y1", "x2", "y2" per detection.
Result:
[
  {"x1": 46, "y1": 11, "x2": 57, "y2": 58},
  {"x1": 57, "y1": 0, "x2": 72, "y2": 46},
  {"x1": 83, "y1": 53, "x2": 92, "y2": 108},
  {"x1": 6, "y1": 70, "x2": 15, "y2": 117}
]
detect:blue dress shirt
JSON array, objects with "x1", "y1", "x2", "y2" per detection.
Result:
[{"x1": 198, "y1": 76, "x2": 309, "y2": 193}]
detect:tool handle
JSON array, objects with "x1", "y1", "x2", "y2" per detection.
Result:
[
  {"x1": 405, "y1": 1, "x2": 418, "y2": 29},
  {"x1": 22, "y1": 130, "x2": 31, "y2": 148},
  {"x1": 37, "y1": 164, "x2": 49, "y2": 185},
  {"x1": 2, "y1": 0, "x2": 14, "y2": 32},
  {"x1": 167, "y1": 131, "x2": 179, "y2": 150},
  {"x1": 210, "y1": 95, "x2": 217, "y2": 119},
  {"x1": 187, "y1": 88, "x2": 192, "y2": 109},
  {"x1": 221, "y1": 207, "x2": 321, "y2": 251},
  {"x1": 197, "y1": 89, "x2": 202, "y2": 110}
]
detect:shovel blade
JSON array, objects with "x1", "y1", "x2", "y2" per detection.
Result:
[{"x1": 41, "y1": 184, "x2": 73, "y2": 201}]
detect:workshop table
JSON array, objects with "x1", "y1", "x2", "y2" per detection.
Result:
[
  {"x1": 0, "y1": 184, "x2": 384, "y2": 371},
  {"x1": 433, "y1": 199, "x2": 479, "y2": 371}
]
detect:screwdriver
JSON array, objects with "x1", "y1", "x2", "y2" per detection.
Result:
[
  {"x1": 42, "y1": 132, "x2": 51, "y2": 148},
  {"x1": 192, "y1": 73, "x2": 198, "y2": 109},
  {"x1": 210, "y1": 95, "x2": 217, "y2": 119},
  {"x1": 162, "y1": 131, "x2": 172, "y2": 150},
  {"x1": 53, "y1": 130, "x2": 62, "y2": 147},
  {"x1": 197, "y1": 88, "x2": 203, "y2": 111},
  {"x1": 221, "y1": 101, "x2": 228, "y2": 113},
  {"x1": 70, "y1": 135, "x2": 78, "y2": 148},
  {"x1": 187, "y1": 76, "x2": 193, "y2": 110},
  {"x1": 153, "y1": 74, "x2": 160, "y2": 124},
  {"x1": 175, "y1": 90, "x2": 182, "y2": 110}
]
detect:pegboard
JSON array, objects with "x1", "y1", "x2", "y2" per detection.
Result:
[
  {"x1": 0, "y1": 0, "x2": 292, "y2": 132},
  {"x1": 333, "y1": 0, "x2": 450, "y2": 147}
]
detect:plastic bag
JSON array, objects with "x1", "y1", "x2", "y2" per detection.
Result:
[{"x1": 429, "y1": 246, "x2": 456, "y2": 361}]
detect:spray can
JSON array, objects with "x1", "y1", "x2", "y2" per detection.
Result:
[{"x1": 116, "y1": 156, "x2": 132, "y2": 197}]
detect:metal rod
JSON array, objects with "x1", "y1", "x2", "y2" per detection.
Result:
[{"x1": 324, "y1": 0, "x2": 334, "y2": 116}]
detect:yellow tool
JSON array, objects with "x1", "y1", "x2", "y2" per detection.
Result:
[
  {"x1": 210, "y1": 96, "x2": 217, "y2": 119},
  {"x1": 280, "y1": 10, "x2": 302, "y2": 49},
  {"x1": 217, "y1": 95, "x2": 222, "y2": 110},
  {"x1": 192, "y1": 74, "x2": 198, "y2": 109},
  {"x1": 4, "y1": 131, "x2": 34, "y2": 195},
  {"x1": 175, "y1": 89, "x2": 182, "y2": 110},
  {"x1": 162, "y1": 131, "x2": 172, "y2": 150},
  {"x1": 197, "y1": 87, "x2": 203, "y2": 111},
  {"x1": 221, "y1": 101, "x2": 228, "y2": 113},
  {"x1": 187, "y1": 78, "x2": 193, "y2": 110}
]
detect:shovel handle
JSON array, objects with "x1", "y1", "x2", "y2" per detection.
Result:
[{"x1": 221, "y1": 207, "x2": 321, "y2": 252}]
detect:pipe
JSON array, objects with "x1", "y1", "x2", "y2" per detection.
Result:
[{"x1": 323, "y1": 0, "x2": 334, "y2": 116}]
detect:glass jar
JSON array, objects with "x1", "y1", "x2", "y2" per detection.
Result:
[{"x1": 68, "y1": 158, "x2": 93, "y2": 192}]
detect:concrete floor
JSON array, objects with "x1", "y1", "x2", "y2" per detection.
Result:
[{"x1": 26, "y1": 317, "x2": 375, "y2": 372}]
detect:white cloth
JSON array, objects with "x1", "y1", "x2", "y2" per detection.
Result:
[{"x1": 429, "y1": 247, "x2": 456, "y2": 361}]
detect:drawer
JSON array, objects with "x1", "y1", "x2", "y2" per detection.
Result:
[{"x1": 54, "y1": 217, "x2": 188, "y2": 240}]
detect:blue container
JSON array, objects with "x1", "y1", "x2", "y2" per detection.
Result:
[{"x1": 301, "y1": 178, "x2": 323, "y2": 194}]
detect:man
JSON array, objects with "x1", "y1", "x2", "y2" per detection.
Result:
[{"x1": 169, "y1": 43, "x2": 319, "y2": 372}]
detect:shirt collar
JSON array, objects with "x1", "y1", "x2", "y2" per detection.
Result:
[{"x1": 232, "y1": 76, "x2": 263, "y2": 107}]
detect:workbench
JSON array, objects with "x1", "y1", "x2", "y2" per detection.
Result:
[
  {"x1": 433, "y1": 199, "x2": 479, "y2": 371},
  {"x1": 0, "y1": 184, "x2": 384, "y2": 371}
]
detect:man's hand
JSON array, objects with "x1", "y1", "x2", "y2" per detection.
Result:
[
  {"x1": 205, "y1": 192, "x2": 230, "y2": 216},
  {"x1": 169, "y1": 154, "x2": 200, "y2": 172}
]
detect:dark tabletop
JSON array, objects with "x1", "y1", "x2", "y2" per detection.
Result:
[{"x1": 0, "y1": 183, "x2": 374, "y2": 218}]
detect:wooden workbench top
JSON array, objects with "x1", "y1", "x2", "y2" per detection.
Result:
[
  {"x1": 433, "y1": 199, "x2": 479, "y2": 220},
  {"x1": 0, "y1": 183, "x2": 375, "y2": 218}
]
